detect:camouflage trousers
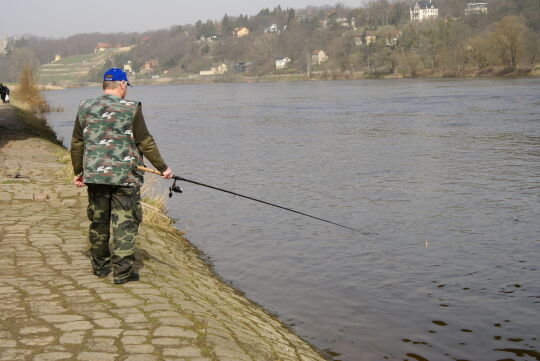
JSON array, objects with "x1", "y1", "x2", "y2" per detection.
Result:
[{"x1": 86, "y1": 184, "x2": 142, "y2": 279}]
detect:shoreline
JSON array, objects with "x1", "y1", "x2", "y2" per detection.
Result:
[
  {"x1": 35, "y1": 63, "x2": 540, "y2": 90},
  {"x1": 0, "y1": 102, "x2": 330, "y2": 361}
]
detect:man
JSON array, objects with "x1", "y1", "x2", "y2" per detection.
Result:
[
  {"x1": 0, "y1": 83, "x2": 7, "y2": 103},
  {"x1": 70, "y1": 68, "x2": 172, "y2": 284}
]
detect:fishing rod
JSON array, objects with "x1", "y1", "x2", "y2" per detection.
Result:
[{"x1": 136, "y1": 166, "x2": 365, "y2": 234}]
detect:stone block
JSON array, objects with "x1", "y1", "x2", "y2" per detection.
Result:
[
  {"x1": 153, "y1": 326, "x2": 197, "y2": 338},
  {"x1": 162, "y1": 346, "x2": 202, "y2": 357},
  {"x1": 33, "y1": 193, "x2": 49, "y2": 201},
  {"x1": 33, "y1": 352, "x2": 73, "y2": 361}
]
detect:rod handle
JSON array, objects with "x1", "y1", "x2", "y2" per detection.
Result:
[{"x1": 136, "y1": 165, "x2": 162, "y2": 176}]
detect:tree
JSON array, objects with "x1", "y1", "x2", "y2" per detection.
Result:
[
  {"x1": 221, "y1": 14, "x2": 234, "y2": 36},
  {"x1": 468, "y1": 33, "x2": 492, "y2": 68},
  {"x1": 491, "y1": 16, "x2": 527, "y2": 70}
]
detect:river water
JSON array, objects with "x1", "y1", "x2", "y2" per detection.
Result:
[{"x1": 44, "y1": 78, "x2": 540, "y2": 361}]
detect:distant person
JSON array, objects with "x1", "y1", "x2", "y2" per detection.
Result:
[
  {"x1": 70, "y1": 68, "x2": 173, "y2": 284},
  {"x1": 0, "y1": 83, "x2": 8, "y2": 103}
]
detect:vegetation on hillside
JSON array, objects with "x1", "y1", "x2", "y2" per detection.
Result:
[{"x1": 1, "y1": 0, "x2": 539, "y2": 83}]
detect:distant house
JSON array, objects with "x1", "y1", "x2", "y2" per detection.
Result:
[
  {"x1": 384, "y1": 30, "x2": 402, "y2": 46},
  {"x1": 233, "y1": 27, "x2": 250, "y2": 38},
  {"x1": 275, "y1": 57, "x2": 291, "y2": 70},
  {"x1": 123, "y1": 61, "x2": 133, "y2": 73},
  {"x1": 53, "y1": 54, "x2": 62, "y2": 63},
  {"x1": 265, "y1": 24, "x2": 279, "y2": 33},
  {"x1": 311, "y1": 50, "x2": 328, "y2": 65},
  {"x1": 465, "y1": 2, "x2": 488, "y2": 15},
  {"x1": 0, "y1": 36, "x2": 7, "y2": 56},
  {"x1": 200, "y1": 63, "x2": 228, "y2": 76},
  {"x1": 410, "y1": 0, "x2": 439, "y2": 21},
  {"x1": 365, "y1": 31, "x2": 377, "y2": 45},
  {"x1": 140, "y1": 59, "x2": 159, "y2": 73},
  {"x1": 296, "y1": 15, "x2": 310, "y2": 24},
  {"x1": 94, "y1": 42, "x2": 123, "y2": 53},
  {"x1": 323, "y1": 17, "x2": 353, "y2": 29},
  {"x1": 233, "y1": 62, "x2": 252, "y2": 73},
  {"x1": 354, "y1": 36, "x2": 363, "y2": 46},
  {"x1": 95, "y1": 43, "x2": 111, "y2": 53}
]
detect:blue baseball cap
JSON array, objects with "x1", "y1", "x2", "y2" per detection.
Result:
[{"x1": 103, "y1": 68, "x2": 131, "y2": 86}]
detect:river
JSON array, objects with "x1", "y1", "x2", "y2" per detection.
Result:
[{"x1": 44, "y1": 78, "x2": 540, "y2": 361}]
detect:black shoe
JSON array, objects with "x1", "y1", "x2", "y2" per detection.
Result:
[
  {"x1": 113, "y1": 272, "x2": 139, "y2": 284},
  {"x1": 93, "y1": 268, "x2": 111, "y2": 278}
]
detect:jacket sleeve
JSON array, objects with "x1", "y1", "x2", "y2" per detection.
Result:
[
  {"x1": 70, "y1": 115, "x2": 84, "y2": 176},
  {"x1": 133, "y1": 105, "x2": 168, "y2": 173}
]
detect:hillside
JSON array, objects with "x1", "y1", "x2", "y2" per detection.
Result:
[
  {"x1": 39, "y1": 53, "x2": 104, "y2": 84},
  {"x1": 38, "y1": 47, "x2": 135, "y2": 85},
  {"x1": 1, "y1": 0, "x2": 539, "y2": 84}
]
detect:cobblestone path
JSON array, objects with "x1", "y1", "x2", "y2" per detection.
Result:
[{"x1": 0, "y1": 103, "x2": 327, "y2": 361}]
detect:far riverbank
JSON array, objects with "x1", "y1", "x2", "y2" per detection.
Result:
[{"x1": 32, "y1": 62, "x2": 540, "y2": 90}]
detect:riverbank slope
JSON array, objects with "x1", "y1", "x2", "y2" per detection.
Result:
[{"x1": 0, "y1": 102, "x2": 327, "y2": 361}]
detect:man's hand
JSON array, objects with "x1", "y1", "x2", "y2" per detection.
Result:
[
  {"x1": 161, "y1": 167, "x2": 173, "y2": 179},
  {"x1": 73, "y1": 175, "x2": 85, "y2": 187}
]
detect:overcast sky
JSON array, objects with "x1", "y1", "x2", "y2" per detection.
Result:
[{"x1": 2, "y1": 0, "x2": 361, "y2": 38}]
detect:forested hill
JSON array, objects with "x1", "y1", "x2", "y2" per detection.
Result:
[{"x1": 1, "y1": 0, "x2": 539, "y2": 84}]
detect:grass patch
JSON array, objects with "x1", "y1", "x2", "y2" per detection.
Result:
[{"x1": 13, "y1": 105, "x2": 62, "y2": 144}]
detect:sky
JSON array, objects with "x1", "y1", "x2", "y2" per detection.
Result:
[{"x1": 1, "y1": 0, "x2": 361, "y2": 38}]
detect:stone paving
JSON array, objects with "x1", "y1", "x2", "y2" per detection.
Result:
[{"x1": 0, "y1": 103, "x2": 327, "y2": 361}]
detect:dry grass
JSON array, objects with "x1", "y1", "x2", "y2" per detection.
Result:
[
  {"x1": 11, "y1": 65, "x2": 63, "y2": 113},
  {"x1": 55, "y1": 149, "x2": 74, "y2": 183},
  {"x1": 141, "y1": 176, "x2": 183, "y2": 234}
]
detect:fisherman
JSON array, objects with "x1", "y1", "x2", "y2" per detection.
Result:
[{"x1": 70, "y1": 68, "x2": 172, "y2": 284}]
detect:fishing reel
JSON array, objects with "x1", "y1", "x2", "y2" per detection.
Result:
[{"x1": 168, "y1": 179, "x2": 183, "y2": 198}]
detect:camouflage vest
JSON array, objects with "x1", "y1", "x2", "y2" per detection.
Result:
[{"x1": 78, "y1": 94, "x2": 144, "y2": 187}]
